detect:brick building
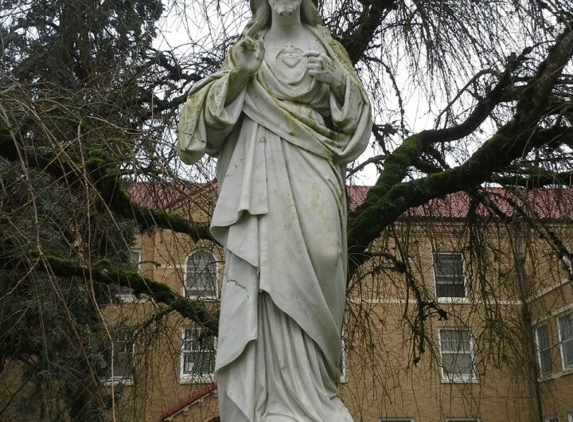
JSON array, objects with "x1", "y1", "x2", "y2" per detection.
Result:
[{"x1": 102, "y1": 184, "x2": 573, "y2": 421}]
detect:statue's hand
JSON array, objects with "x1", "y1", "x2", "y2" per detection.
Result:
[
  {"x1": 304, "y1": 51, "x2": 346, "y2": 96},
  {"x1": 232, "y1": 21, "x2": 265, "y2": 76}
]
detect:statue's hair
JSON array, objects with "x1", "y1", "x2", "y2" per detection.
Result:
[{"x1": 247, "y1": 0, "x2": 322, "y2": 31}]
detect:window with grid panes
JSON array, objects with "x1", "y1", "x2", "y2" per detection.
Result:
[
  {"x1": 185, "y1": 250, "x2": 218, "y2": 298},
  {"x1": 104, "y1": 328, "x2": 134, "y2": 384},
  {"x1": 180, "y1": 327, "x2": 216, "y2": 381},
  {"x1": 535, "y1": 323, "x2": 553, "y2": 376},
  {"x1": 557, "y1": 312, "x2": 573, "y2": 370},
  {"x1": 433, "y1": 253, "x2": 466, "y2": 298},
  {"x1": 439, "y1": 329, "x2": 476, "y2": 382}
]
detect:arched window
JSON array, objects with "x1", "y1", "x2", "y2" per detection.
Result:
[{"x1": 184, "y1": 250, "x2": 218, "y2": 298}]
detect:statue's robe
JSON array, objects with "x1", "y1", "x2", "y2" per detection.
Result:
[{"x1": 178, "y1": 24, "x2": 371, "y2": 422}]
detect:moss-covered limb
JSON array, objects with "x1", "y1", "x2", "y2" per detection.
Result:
[
  {"x1": 131, "y1": 206, "x2": 212, "y2": 240},
  {"x1": 0, "y1": 135, "x2": 211, "y2": 240},
  {"x1": 425, "y1": 48, "x2": 531, "y2": 144},
  {"x1": 348, "y1": 124, "x2": 572, "y2": 277},
  {"x1": 348, "y1": 26, "x2": 573, "y2": 277},
  {"x1": 83, "y1": 149, "x2": 211, "y2": 238},
  {"x1": 369, "y1": 47, "x2": 530, "y2": 203},
  {"x1": 82, "y1": 150, "x2": 212, "y2": 238},
  {"x1": 42, "y1": 254, "x2": 219, "y2": 334}
]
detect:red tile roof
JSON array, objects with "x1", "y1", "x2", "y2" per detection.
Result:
[
  {"x1": 128, "y1": 181, "x2": 217, "y2": 210},
  {"x1": 130, "y1": 182, "x2": 573, "y2": 221},
  {"x1": 347, "y1": 186, "x2": 573, "y2": 220}
]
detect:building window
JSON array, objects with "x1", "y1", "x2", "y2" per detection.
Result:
[
  {"x1": 185, "y1": 250, "x2": 218, "y2": 298},
  {"x1": 107, "y1": 284, "x2": 137, "y2": 304},
  {"x1": 433, "y1": 253, "x2": 465, "y2": 298},
  {"x1": 104, "y1": 328, "x2": 134, "y2": 384},
  {"x1": 439, "y1": 328, "x2": 476, "y2": 382},
  {"x1": 567, "y1": 412, "x2": 573, "y2": 422},
  {"x1": 544, "y1": 417, "x2": 559, "y2": 422},
  {"x1": 130, "y1": 249, "x2": 142, "y2": 272},
  {"x1": 180, "y1": 327, "x2": 216, "y2": 382},
  {"x1": 557, "y1": 312, "x2": 573, "y2": 370},
  {"x1": 535, "y1": 323, "x2": 553, "y2": 377}
]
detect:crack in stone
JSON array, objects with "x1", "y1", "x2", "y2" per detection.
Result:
[{"x1": 226, "y1": 279, "x2": 249, "y2": 298}]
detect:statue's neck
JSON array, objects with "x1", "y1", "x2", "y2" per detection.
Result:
[{"x1": 268, "y1": 11, "x2": 304, "y2": 39}]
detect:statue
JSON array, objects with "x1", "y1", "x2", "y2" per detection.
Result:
[{"x1": 177, "y1": 0, "x2": 371, "y2": 420}]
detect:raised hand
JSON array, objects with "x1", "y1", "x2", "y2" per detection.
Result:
[
  {"x1": 304, "y1": 50, "x2": 345, "y2": 93},
  {"x1": 232, "y1": 21, "x2": 265, "y2": 76},
  {"x1": 224, "y1": 22, "x2": 265, "y2": 105}
]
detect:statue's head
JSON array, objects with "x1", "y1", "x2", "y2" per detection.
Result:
[{"x1": 248, "y1": 0, "x2": 322, "y2": 28}]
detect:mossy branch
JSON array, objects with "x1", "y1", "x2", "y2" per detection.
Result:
[
  {"x1": 368, "y1": 46, "x2": 532, "y2": 202},
  {"x1": 347, "y1": 24, "x2": 573, "y2": 278},
  {"x1": 41, "y1": 254, "x2": 219, "y2": 334},
  {"x1": 0, "y1": 132, "x2": 211, "y2": 240}
]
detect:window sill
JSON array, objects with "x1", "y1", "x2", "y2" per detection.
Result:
[
  {"x1": 183, "y1": 293, "x2": 219, "y2": 301},
  {"x1": 539, "y1": 367, "x2": 573, "y2": 381},
  {"x1": 180, "y1": 375, "x2": 215, "y2": 384},
  {"x1": 437, "y1": 297, "x2": 469, "y2": 304},
  {"x1": 103, "y1": 377, "x2": 133, "y2": 386},
  {"x1": 441, "y1": 377, "x2": 479, "y2": 384}
]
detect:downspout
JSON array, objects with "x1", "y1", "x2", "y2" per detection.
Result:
[{"x1": 512, "y1": 220, "x2": 544, "y2": 422}]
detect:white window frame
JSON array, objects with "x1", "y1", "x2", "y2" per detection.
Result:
[
  {"x1": 379, "y1": 419, "x2": 415, "y2": 422},
  {"x1": 105, "y1": 330, "x2": 134, "y2": 385},
  {"x1": 106, "y1": 283, "x2": 137, "y2": 304},
  {"x1": 557, "y1": 312, "x2": 573, "y2": 371},
  {"x1": 184, "y1": 249, "x2": 219, "y2": 299},
  {"x1": 433, "y1": 252, "x2": 466, "y2": 299},
  {"x1": 180, "y1": 327, "x2": 217, "y2": 383},
  {"x1": 561, "y1": 245, "x2": 572, "y2": 275},
  {"x1": 439, "y1": 328, "x2": 477, "y2": 383},
  {"x1": 340, "y1": 330, "x2": 347, "y2": 383},
  {"x1": 567, "y1": 411, "x2": 573, "y2": 422},
  {"x1": 544, "y1": 417, "x2": 559, "y2": 422},
  {"x1": 446, "y1": 419, "x2": 479, "y2": 422},
  {"x1": 130, "y1": 249, "x2": 142, "y2": 272},
  {"x1": 535, "y1": 323, "x2": 553, "y2": 377}
]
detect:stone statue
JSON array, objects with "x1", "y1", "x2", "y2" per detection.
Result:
[{"x1": 177, "y1": 0, "x2": 371, "y2": 420}]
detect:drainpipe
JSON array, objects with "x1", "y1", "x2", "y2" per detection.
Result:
[{"x1": 512, "y1": 220, "x2": 544, "y2": 422}]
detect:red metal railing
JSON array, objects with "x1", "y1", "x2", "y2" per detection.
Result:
[{"x1": 159, "y1": 382, "x2": 218, "y2": 421}]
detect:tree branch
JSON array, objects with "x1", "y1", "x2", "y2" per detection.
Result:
[
  {"x1": 341, "y1": 0, "x2": 398, "y2": 64},
  {"x1": 348, "y1": 15, "x2": 573, "y2": 276},
  {"x1": 0, "y1": 130, "x2": 211, "y2": 240},
  {"x1": 41, "y1": 254, "x2": 219, "y2": 334}
]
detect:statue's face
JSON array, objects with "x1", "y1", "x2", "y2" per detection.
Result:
[{"x1": 268, "y1": 0, "x2": 302, "y2": 17}]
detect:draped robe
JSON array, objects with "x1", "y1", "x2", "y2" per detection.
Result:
[{"x1": 178, "y1": 24, "x2": 371, "y2": 422}]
